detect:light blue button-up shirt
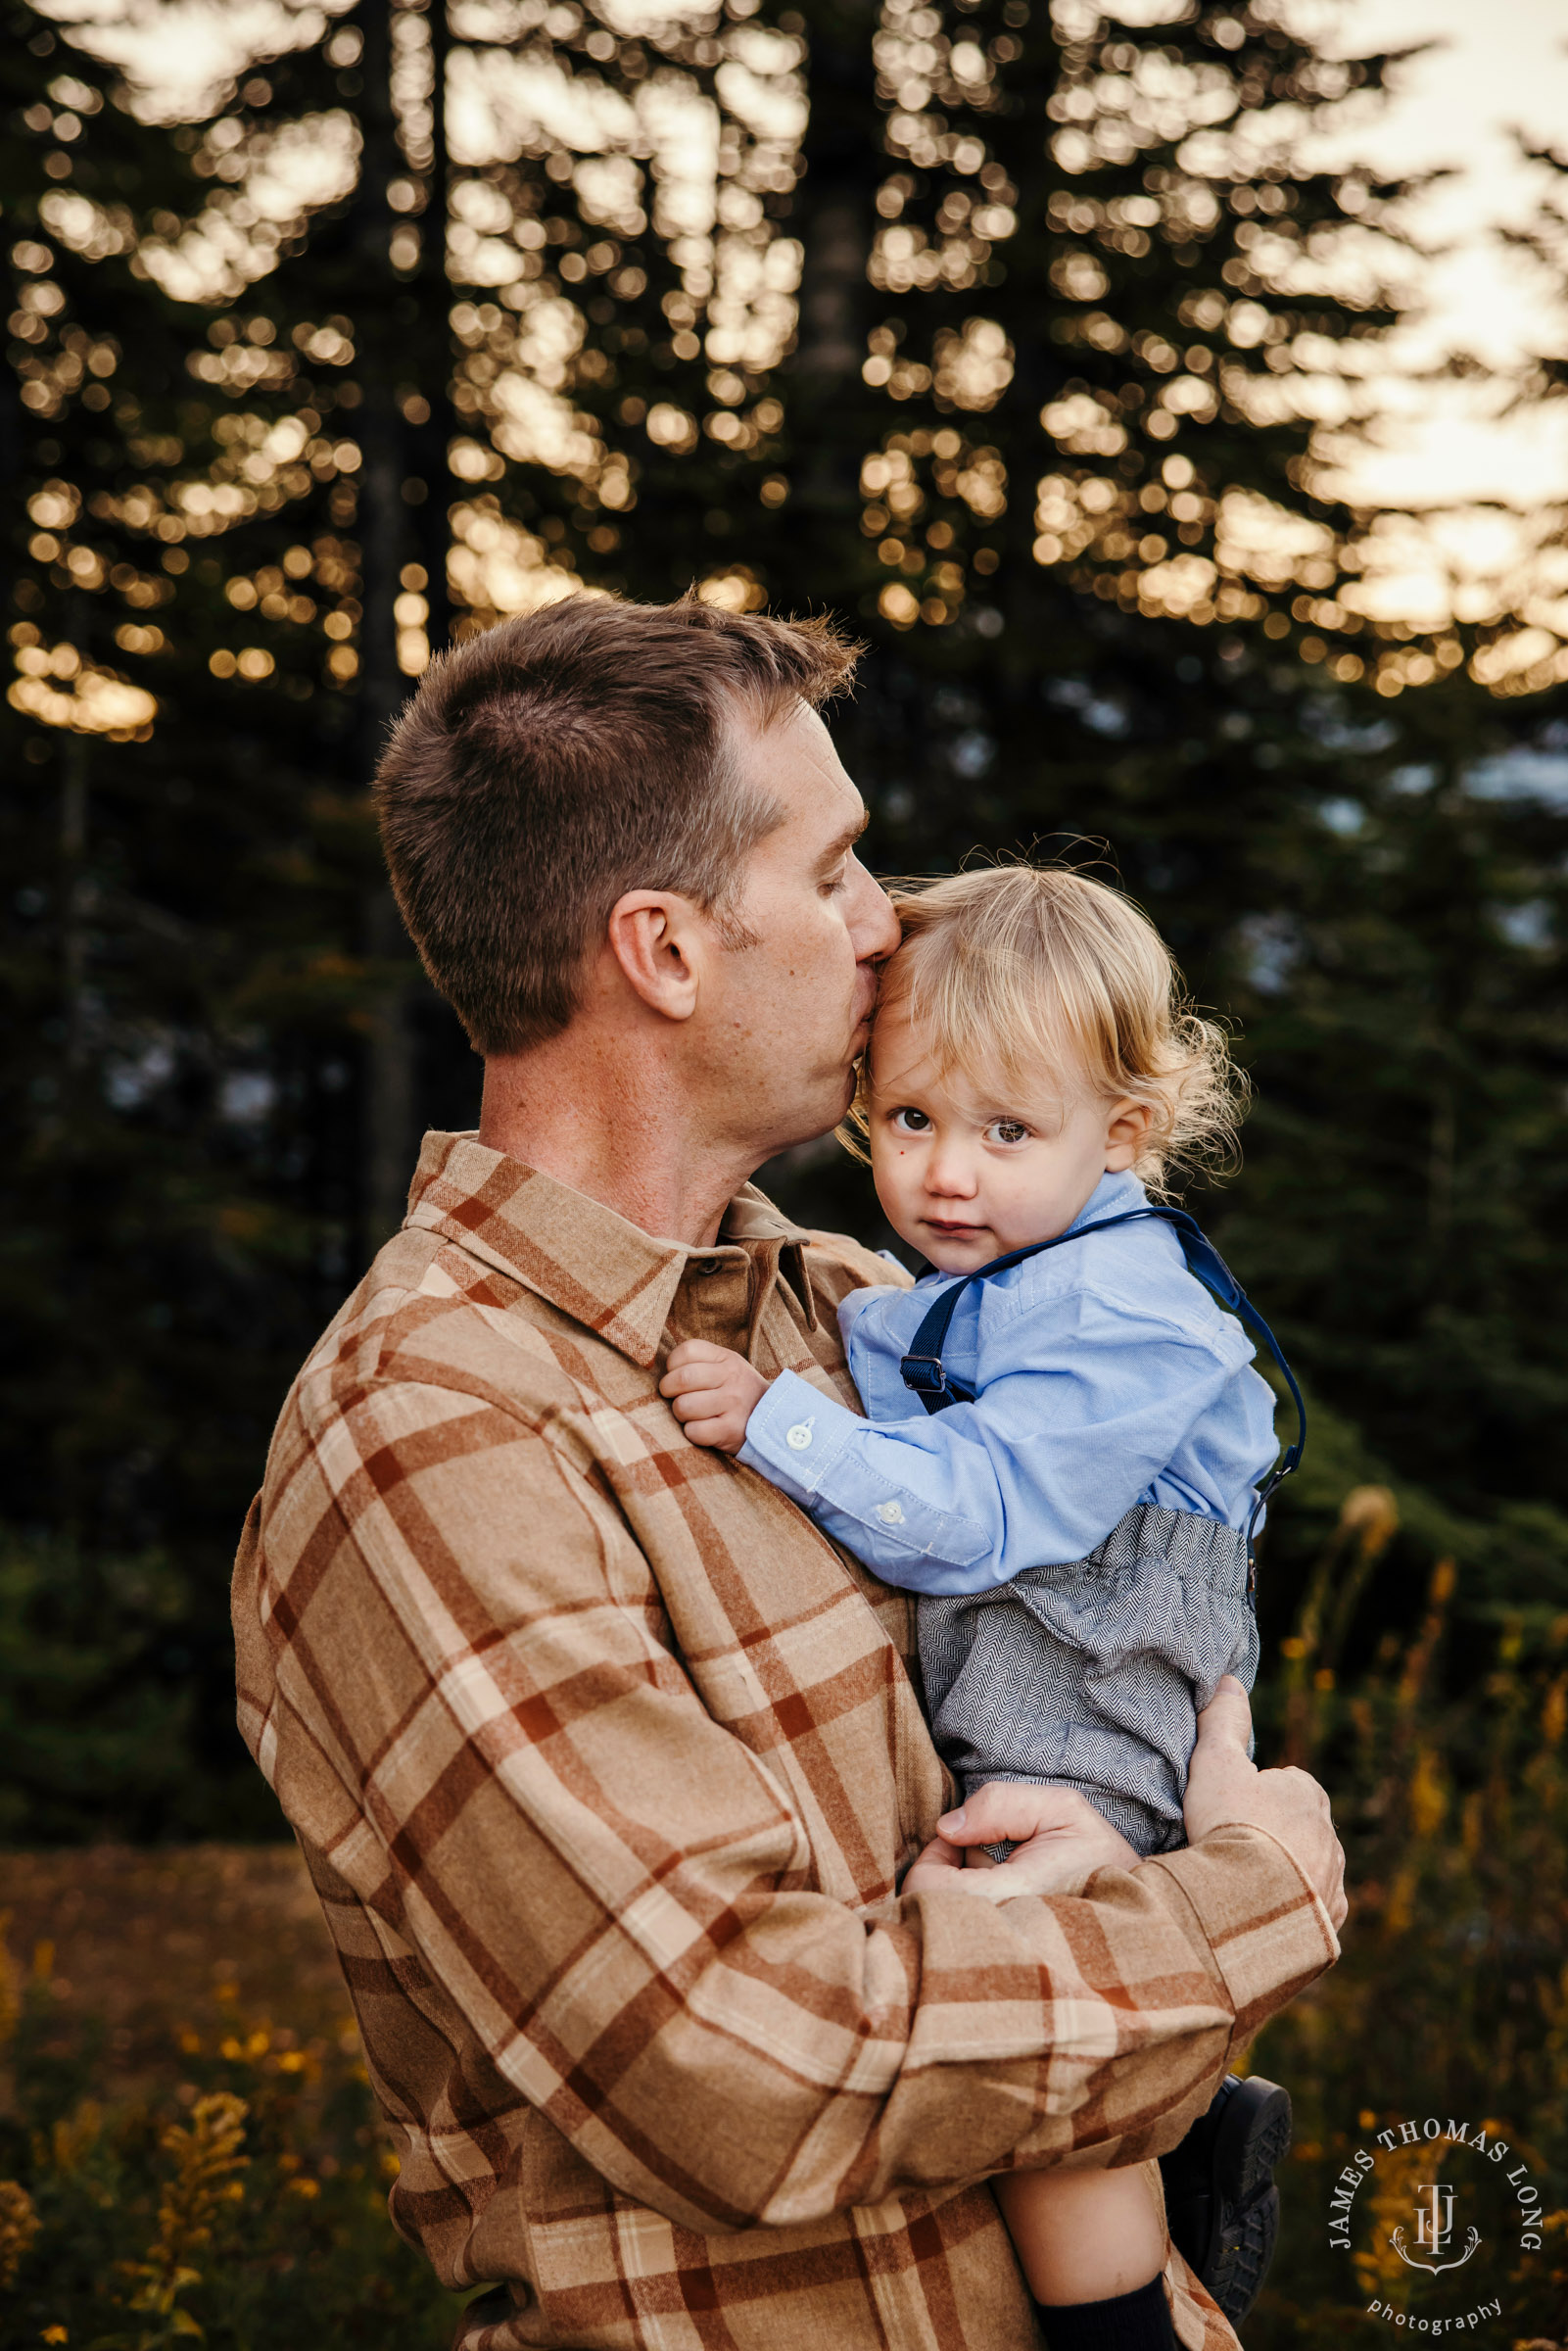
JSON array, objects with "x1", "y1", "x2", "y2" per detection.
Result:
[{"x1": 737, "y1": 1171, "x2": 1280, "y2": 1595}]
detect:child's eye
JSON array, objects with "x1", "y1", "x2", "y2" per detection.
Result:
[
  {"x1": 889, "y1": 1107, "x2": 931, "y2": 1133},
  {"x1": 986, "y1": 1119, "x2": 1031, "y2": 1145}
]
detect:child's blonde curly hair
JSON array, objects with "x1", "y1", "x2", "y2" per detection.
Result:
[{"x1": 847, "y1": 863, "x2": 1246, "y2": 1197}]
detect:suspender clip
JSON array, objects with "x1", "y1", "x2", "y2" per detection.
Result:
[{"x1": 895, "y1": 1208, "x2": 1307, "y2": 1585}]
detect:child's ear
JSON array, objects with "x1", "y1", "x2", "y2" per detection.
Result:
[{"x1": 1103, "y1": 1097, "x2": 1153, "y2": 1171}]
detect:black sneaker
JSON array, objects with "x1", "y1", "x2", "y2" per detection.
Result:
[{"x1": 1158, "y1": 2073, "x2": 1292, "y2": 2329}]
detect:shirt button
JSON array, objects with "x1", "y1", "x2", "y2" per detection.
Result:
[
  {"x1": 877, "y1": 1500, "x2": 905, "y2": 1524},
  {"x1": 785, "y1": 1422, "x2": 813, "y2": 1451}
]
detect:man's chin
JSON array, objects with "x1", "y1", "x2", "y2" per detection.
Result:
[
  {"x1": 748, "y1": 1078, "x2": 857, "y2": 1173},
  {"x1": 744, "y1": 1046, "x2": 862, "y2": 1146},
  {"x1": 826, "y1": 1058, "x2": 862, "y2": 1128}
]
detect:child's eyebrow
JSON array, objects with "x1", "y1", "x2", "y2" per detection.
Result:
[{"x1": 971, "y1": 1089, "x2": 1064, "y2": 1126}]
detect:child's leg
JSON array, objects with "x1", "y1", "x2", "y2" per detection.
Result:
[{"x1": 995, "y1": 2162, "x2": 1166, "y2": 2308}]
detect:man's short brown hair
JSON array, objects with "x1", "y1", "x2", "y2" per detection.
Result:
[{"x1": 375, "y1": 595, "x2": 860, "y2": 1057}]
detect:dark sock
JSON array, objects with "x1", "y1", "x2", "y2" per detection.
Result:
[{"x1": 1036, "y1": 2275, "x2": 1174, "y2": 2350}]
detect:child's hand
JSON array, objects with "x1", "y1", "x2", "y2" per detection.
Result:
[
  {"x1": 660, "y1": 1341, "x2": 770, "y2": 1453},
  {"x1": 902, "y1": 1782, "x2": 1140, "y2": 1903}
]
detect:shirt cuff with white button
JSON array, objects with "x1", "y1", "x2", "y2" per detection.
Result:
[
  {"x1": 737, "y1": 1369, "x2": 991, "y2": 1580},
  {"x1": 737, "y1": 1368, "x2": 855, "y2": 1509}
]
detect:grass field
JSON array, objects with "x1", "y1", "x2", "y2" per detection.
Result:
[
  {"x1": 3, "y1": 1846, "x2": 348, "y2": 2098},
  {"x1": 0, "y1": 1847, "x2": 457, "y2": 2349}
]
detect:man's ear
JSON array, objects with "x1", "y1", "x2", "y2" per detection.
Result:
[
  {"x1": 603, "y1": 889, "x2": 705, "y2": 1024},
  {"x1": 1104, "y1": 1096, "x2": 1154, "y2": 1172}
]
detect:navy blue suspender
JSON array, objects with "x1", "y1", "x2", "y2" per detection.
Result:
[{"x1": 897, "y1": 1207, "x2": 1306, "y2": 1585}]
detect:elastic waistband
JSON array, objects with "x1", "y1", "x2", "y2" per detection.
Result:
[{"x1": 1059, "y1": 1501, "x2": 1250, "y2": 1590}]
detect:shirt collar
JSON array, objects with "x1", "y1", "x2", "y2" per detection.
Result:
[
  {"x1": 404, "y1": 1130, "x2": 817, "y2": 1367},
  {"x1": 1067, "y1": 1167, "x2": 1147, "y2": 1234}
]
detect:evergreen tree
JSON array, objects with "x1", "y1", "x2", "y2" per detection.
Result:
[
  {"x1": 1, "y1": 1, "x2": 362, "y2": 1827},
  {"x1": 0, "y1": 3, "x2": 433, "y2": 1824},
  {"x1": 5, "y1": 0, "x2": 1567, "y2": 1837}
]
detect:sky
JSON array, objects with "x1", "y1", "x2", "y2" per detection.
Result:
[{"x1": 1315, "y1": 0, "x2": 1568, "y2": 514}]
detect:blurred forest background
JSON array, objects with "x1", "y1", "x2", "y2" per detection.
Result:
[{"x1": 3, "y1": 0, "x2": 1568, "y2": 2339}]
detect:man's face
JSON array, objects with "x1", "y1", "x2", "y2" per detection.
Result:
[{"x1": 693, "y1": 703, "x2": 899, "y2": 1165}]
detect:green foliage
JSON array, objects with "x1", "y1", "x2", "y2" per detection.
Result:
[
  {"x1": 0, "y1": 1534, "x2": 279, "y2": 1845},
  {"x1": 0, "y1": 1952, "x2": 456, "y2": 2349},
  {"x1": 1250, "y1": 1520, "x2": 1568, "y2": 2345},
  {"x1": 1211, "y1": 690, "x2": 1568, "y2": 1544}
]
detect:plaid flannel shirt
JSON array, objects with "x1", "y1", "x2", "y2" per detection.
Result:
[{"x1": 233, "y1": 1131, "x2": 1338, "y2": 2351}]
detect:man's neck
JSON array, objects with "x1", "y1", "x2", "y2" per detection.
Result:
[{"x1": 478, "y1": 1038, "x2": 753, "y2": 1249}]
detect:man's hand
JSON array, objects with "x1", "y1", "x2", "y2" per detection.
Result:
[
  {"x1": 904, "y1": 1781, "x2": 1141, "y2": 1903},
  {"x1": 661, "y1": 1341, "x2": 770, "y2": 1453},
  {"x1": 1185, "y1": 1676, "x2": 1348, "y2": 1930}
]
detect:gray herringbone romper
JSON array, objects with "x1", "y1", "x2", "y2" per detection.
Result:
[{"x1": 917, "y1": 1499, "x2": 1259, "y2": 1856}]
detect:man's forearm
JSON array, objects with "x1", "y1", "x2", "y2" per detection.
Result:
[
  {"x1": 840, "y1": 1821, "x2": 1335, "y2": 2206},
  {"x1": 494, "y1": 1821, "x2": 1335, "y2": 2232}
]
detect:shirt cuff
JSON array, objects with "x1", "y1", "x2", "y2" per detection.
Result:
[
  {"x1": 738, "y1": 1367, "x2": 864, "y2": 1506},
  {"x1": 1146, "y1": 1820, "x2": 1341, "y2": 2049}
]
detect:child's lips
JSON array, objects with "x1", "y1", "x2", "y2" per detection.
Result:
[{"x1": 923, "y1": 1218, "x2": 988, "y2": 1238}]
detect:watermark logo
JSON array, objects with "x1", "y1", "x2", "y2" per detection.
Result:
[
  {"x1": 1391, "y1": 2181, "x2": 1479, "y2": 2276},
  {"x1": 1324, "y1": 2114, "x2": 1542, "y2": 2331}
]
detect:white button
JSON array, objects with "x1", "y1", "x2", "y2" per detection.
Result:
[
  {"x1": 785, "y1": 1421, "x2": 814, "y2": 1452},
  {"x1": 877, "y1": 1500, "x2": 905, "y2": 1525}
]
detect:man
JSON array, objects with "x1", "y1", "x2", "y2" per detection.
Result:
[{"x1": 233, "y1": 596, "x2": 1344, "y2": 2351}]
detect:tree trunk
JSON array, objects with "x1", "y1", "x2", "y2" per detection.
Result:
[
  {"x1": 354, "y1": 0, "x2": 419, "y2": 1247},
  {"x1": 781, "y1": 0, "x2": 881, "y2": 575},
  {"x1": 414, "y1": 0, "x2": 454, "y2": 653},
  {"x1": 61, "y1": 731, "x2": 89, "y2": 1073}
]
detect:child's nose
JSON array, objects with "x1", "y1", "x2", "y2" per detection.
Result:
[{"x1": 925, "y1": 1144, "x2": 977, "y2": 1196}]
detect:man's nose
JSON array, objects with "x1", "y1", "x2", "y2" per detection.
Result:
[{"x1": 851, "y1": 864, "x2": 901, "y2": 962}]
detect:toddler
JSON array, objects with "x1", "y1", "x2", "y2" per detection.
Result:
[{"x1": 661, "y1": 865, "x2": 1300, "y2": 2347}]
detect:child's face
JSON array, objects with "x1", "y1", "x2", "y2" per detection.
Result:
[{"x1": 866, "y1": 1002, "x2": 1150, "y2": 1271}]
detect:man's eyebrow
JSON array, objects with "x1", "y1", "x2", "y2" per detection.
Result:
[{"x1": 817, "y1": 807, "x2": 870, "y2": 869}]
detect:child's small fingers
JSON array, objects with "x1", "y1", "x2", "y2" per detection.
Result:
[
  {"x1": 668, "y1": 1387, "x2": 721, "y2": 1420},
  {"x1": 680, "y1": 1414, "x2": 740, "y2": 1450}
]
